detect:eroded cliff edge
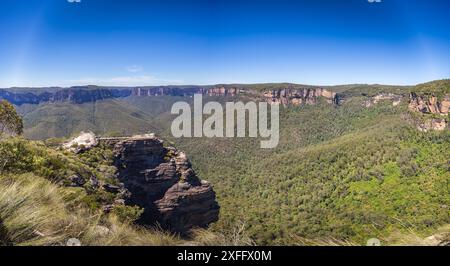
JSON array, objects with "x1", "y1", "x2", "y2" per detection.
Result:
[
  {"x1": 1, "y1": 85, "x2": 339, "y2": 106},
  {"x1": 68, "y1": 133, "x2": 220, "y2": 234},
  {"x1": 111, "y1": 135, "x2": 220, "y2": 233}
]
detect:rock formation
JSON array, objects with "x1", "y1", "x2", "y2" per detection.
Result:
[
  {"x1": 261, "y1": 88, "x2": 339, "y2": 106},
  {"x1": 63, "y1": 131, "x2": 98, "y2": 153},
  {"x1": 363, "y1": 93, "x2": 403, "y2": 107},
  {"x1": 408, "y1": 93, "x2": 450, "y2": 131},
  {"x1": 408, "y1": 93, "x2": 450, "y2": 116},
  {"x1": 1, "y1": 85, "x2": 339, "y2": 107},
  {"x1": 111, "y1": 134, "x2": 220, "y2": 233},
  {"x1": 62, "y1": 132, "x2": 220, "y2": 233}
]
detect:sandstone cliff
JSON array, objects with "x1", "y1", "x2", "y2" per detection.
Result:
[
  {"x1": 363, "y1": 93, "x2": 403, "y2": 107},
  {"x1": 260, "y1": 88, "x2": 339, "y2": 105},
  {"x1": 1, "y1": 85, "x2": 339, "y2": 106},
  {"x1": 408, "y1": 93, "x2": 450, "y2": 115},
  {"x1": 109, "y1": 135, "x2": 220, "y2": 233},
  {"x1": 408, "y1": 93, "x2": 450, "y2": 131},
  {"x1": 63, "y1": 133, "x2": 220, "y2": 234}
]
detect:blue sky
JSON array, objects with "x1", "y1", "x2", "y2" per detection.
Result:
[{"x1": 0, "y1": 0, "x2": 449, "y2": 87}]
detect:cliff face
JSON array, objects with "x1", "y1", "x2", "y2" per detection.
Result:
[
  {"x1": 408, "y1": 93, "x2": 450, "y2": 115},
  {"x1": 110, "y1": 135, "x2": 219, "y2": 233},
  {"x1": 131, "y1": 86, "x2": 240, "y2": 97},
  {"x1": 261, "y1": 88, "x2": 339, "y2": 105},
  {"x1": 408, "y1": 93, "x2": 450, "y2": 132},
  {"x1": 363, "y1": 93, "x2": 403, "y2": 107},
  {"x1": 2, "y1": 86, "x2": 339, "y2": 106},
  {"x1": 0, "y1": 88, "x2": 131, "y2": 105}
]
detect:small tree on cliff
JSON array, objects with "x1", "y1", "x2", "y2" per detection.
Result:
[{"x1": 0, "y1": 100, "x2": 23, "y2": 138}]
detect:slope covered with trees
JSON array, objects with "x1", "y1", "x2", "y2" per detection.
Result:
[{"x1": 2, "y1": 81, "x2": 449, "y2": 245}]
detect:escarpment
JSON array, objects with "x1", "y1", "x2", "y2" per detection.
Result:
[
  {"x1": 132, "y1": 86, "x2": 340, "y2": 106},
  {"x1": 108, "y1": 135, "x2": 220, "y2": 233},
  {"x1": 408, "y1": 93, "x2": 450, "y2": 131},
  {"x1": 2, "y1": 85, "x2": 339, "y2": 106},
  {"x1": 0, "y1": 87, "x2": 131, "y2": 105},
  {"x1": 260, "y1": 88, "x2": 339, "y2": 105},
  {"x1": 131, "y1": 86, "x2": 240, "y2": 97},
  {"x1": 363, "y1": 93, "x2": 403, "y2": 107},
  {"x1": 62, "y1": 133, "x2": 220, "y2": 234},
  {"x1": 408, "y1": 93, "x2": 450, "y2": 116}
]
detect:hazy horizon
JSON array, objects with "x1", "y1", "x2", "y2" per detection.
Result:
[{"x1": 2, "y1": 80, "x2": 441, "y2": 89}]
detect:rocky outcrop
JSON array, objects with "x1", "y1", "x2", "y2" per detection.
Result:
[
  {"x1": 2, "y1": 85, "x2": 340, "y2": 107},
  {"x1": 206, "y1": 87, "x2": 239, "y2": 96},
  {"x1": 409, "y1": 93, "x2": 450, "y2": 116},
  {"x1": 111, "y1": 134, "x2": 219, "y2": 233},
  {"x1": 63, "y1": 131, "x2": 98, "y2": 153},
  {"x1": 131, "y1": 87, "x2": 202, "y2": 97},
  {"x1": 363, "y1": 93, "x2": 403, "y2": 107},
  {"x1": 408, "y1": 93, "x2": 450, "y2": 131},
  {"x1": 261, "y1": 88, "x2": 339, "y2": 106},
  {"x1": 62, "y1": 132, "x2": 219, "y2": 233}
]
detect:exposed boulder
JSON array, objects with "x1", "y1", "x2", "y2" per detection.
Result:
[
  {"x1": 112, "y1": 135, "x2": 219, "y2": 233},
  {"x1": 63, "y1": 131, "x2": 98, "y2": 153},
  {"x1": 422, "y1": 233, "x2": 450, "y2": 246},
  {"x1": 155, "y1": 180, "x2": 219, "y2": 233}
]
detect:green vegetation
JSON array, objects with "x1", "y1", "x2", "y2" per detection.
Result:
[
  {"x1": 0, "y1": 137, "x2": 175, "y2": 245},
  {"x1": 0, "y1": 100, "x2": 23, "y2": 138},
  {"x1": 0, "y1": 137, "x2": 254, "y2": 246},
  {"x1": 3, "y1": 80, "x2": 450, "y2": 245},
  {"x1": 413, "y1": 79, "x2": 450, "y2": 96},
  {"x1": 163, "y1": 100, "x2": 448, "y2": 245}
]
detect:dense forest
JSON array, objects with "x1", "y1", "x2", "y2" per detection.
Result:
[{"x1": 3, "y1": 81, "x2": 450, "y2": 245}]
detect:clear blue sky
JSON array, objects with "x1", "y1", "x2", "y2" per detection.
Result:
[{"x1": 0, "y1": 0, "x2": 449, "y2": 87}]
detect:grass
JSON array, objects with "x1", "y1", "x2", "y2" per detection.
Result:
[
  {"x1": 0, "y1": 172, "x2": 184, "y2": 246},
  {"x1": 4, "y1": 79, "x2": 450, "y2": 246}
]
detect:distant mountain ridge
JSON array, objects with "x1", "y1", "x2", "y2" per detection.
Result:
[
  {"x1": 0, "y1": 84, "x2": 342, "y2": 106},
  {"x1": 1, "y1": 79, "x2": 449, "y2": 245}
]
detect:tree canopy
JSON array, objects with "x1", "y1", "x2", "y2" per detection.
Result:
[{"x1": 0, "y1": 100, "x2": 23, "y2": 137}]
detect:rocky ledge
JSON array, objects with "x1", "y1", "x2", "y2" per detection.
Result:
[
  {"x1": 108, "y1": 135, "x2": 219, "y2": 233},
  {"x1": 408, "y1": 93, "x2": 450, "y2": 115},
  {"x1": 65, "y1": 133, "x2": 220, "y2": 234},
  {"x1": 408, "y1": 93, "x2": 450, "y2": 132},
  {"x1": 261, "y1": 88, "x2": 339, "y2": 106}
]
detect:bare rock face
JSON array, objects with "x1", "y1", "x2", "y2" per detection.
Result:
[
  {"x1": 262, "y1": 88, "x2": 339, "y2": 106},
  {"x1": 112, "y1": 135, "x2": 219, "y2": 233},
  {"x1": 63, "y1": 131, "x2": 98, "y2": 153},
  {"x1": 131, "y1": 86, "x2": 239, "y2": 97},
  {"x1": 206, "y1": 87, "x2": 239, "y2": 96},
  {"x1": 408, "y1": 93, "x2": 450, "y2": 116},
  {"x1": 156, "y1": 180, "x2": 218, "y2": 232},
  {"x1": 408, "y1": 93, "x2": 450, "y2": 131},
  {"x1": 364, "y1": 93, "x2": 403, "y2": 107}
]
